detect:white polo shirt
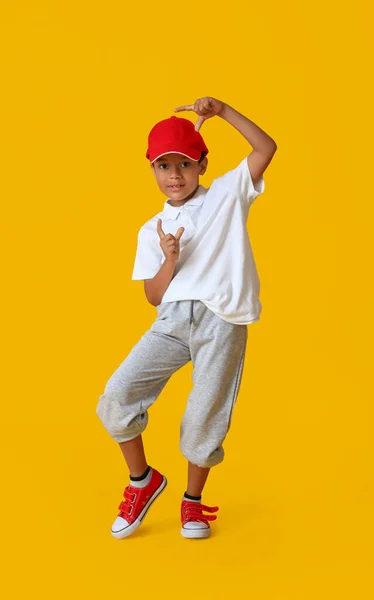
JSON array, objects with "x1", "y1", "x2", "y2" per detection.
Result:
[{"x1": 131, "y1": 157, "x2": 265, "y2": 325}]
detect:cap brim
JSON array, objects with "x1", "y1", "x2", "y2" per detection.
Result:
[{"x1": 150, "y1": 150, "x2": 200, "y2": 163}]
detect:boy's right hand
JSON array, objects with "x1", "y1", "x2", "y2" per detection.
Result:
[{"x1": 157, "y1": 219, "x2": 184, "y2": 262}]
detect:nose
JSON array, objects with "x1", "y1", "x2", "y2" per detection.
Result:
[{"x1": 169, "y1": 166, "x2": 182, "y2": 179}]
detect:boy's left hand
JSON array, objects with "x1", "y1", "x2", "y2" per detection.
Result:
[{"x1": 174, "y1": 97, "x2": 225, "y2": 131}]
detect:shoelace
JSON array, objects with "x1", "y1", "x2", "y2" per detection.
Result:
[{"x1": 182, "y1": 501, "x2": 219, "y2": 526}]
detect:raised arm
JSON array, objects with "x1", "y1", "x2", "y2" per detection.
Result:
[{"x1": 175, "y1": 97, "x2": 277, "y2": 187}]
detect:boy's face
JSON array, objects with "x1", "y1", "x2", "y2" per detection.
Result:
[{"x1": 151, "y1": 153, "x2": 208, "y2": 206}]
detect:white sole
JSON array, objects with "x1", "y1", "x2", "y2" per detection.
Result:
[
  {"x1": 111, "y1": 475, "x2": 167, "y2": 539},
  {"x1": 181, "y1": 526, "x2": 211, "y2": 539}
]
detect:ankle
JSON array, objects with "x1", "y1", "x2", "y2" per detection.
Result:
[
  {"x1": 130, "y1": 465, "x2": 150, "y2": 481},
  {"x1": 129, "y1": 466, "x2": 152, "y2": 488},
  {"x1": 184, "y1": 491, "x2": 202, "y2": 502}
]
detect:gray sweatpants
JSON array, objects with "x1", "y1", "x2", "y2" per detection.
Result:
[{"x1": 96, "y1": 300, "x2": 248, "y2": 468}]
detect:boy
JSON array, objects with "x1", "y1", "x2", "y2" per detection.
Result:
[{"x1": 96, "y1": 96, "x2": 277, "y2": 539}]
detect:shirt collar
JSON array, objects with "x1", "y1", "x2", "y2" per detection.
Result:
[{"x1": 162, "y1": 185, "x2": 206, "y2": 220}]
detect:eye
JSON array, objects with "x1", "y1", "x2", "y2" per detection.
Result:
[
  {"x1": 180, "y1": 162, "x2": 191, "y2": 168},
  {"x1": 158, "y1": 164, "x2": 168, "y2": 169}
]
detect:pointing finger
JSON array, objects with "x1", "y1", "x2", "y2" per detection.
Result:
[
  {"x1": 195, "y1": 116, "x2": 205, "y2": 131},
  {"x1": 175, "y1": 227, "x2": 185, "y2": 241},
  {"x1": 174, "y1": 105, "x2": 194, "y2": 112},
  {"x1": 157, "y1": 219, "x2": 165, "y2": 239}
]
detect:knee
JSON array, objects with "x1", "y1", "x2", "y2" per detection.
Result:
[
  {"x1": 96, "y1": 382, "x2": 147, "y2": 443},
  {"x1": 96, "y1": 367, "x2": 138, "y2": 417},
  {"x1": 98, "y1": 373, "x2": 132, "y2": 405}
]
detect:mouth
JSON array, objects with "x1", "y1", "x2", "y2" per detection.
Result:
[{"x1": 168, "y1": 184, "x2": 185, "y2": 191}]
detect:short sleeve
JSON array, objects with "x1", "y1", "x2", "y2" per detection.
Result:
[
  {"x1": 131, "y1": 226, "x2": 163, "y2": 280},
  {"x1": 214, "y1": 157, "x2": 265, "y2": 206}
]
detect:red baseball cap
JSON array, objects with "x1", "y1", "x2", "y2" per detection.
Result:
[{"x1": 146, "y1": 116, "x2": 209, "y2": 163}]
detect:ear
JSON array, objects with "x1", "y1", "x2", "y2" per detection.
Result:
[
  {"x1": 150, "y1": 162, "x2": 156, "y2": 176},
  {"x1": 199, "y1": 156, "x2": 208, "y2": 176}
]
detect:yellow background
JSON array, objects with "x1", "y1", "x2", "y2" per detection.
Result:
[{"x1": 1, "y1": 1, "x2": 373, "y2": 598}]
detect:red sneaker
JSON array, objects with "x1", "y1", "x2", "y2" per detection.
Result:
[
  {"x1": 111, "y1": 468, "x2": 167, "y2": 539},
  {"x1": 181, "y1": 499, "x2": 219, "y2": 539}
]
